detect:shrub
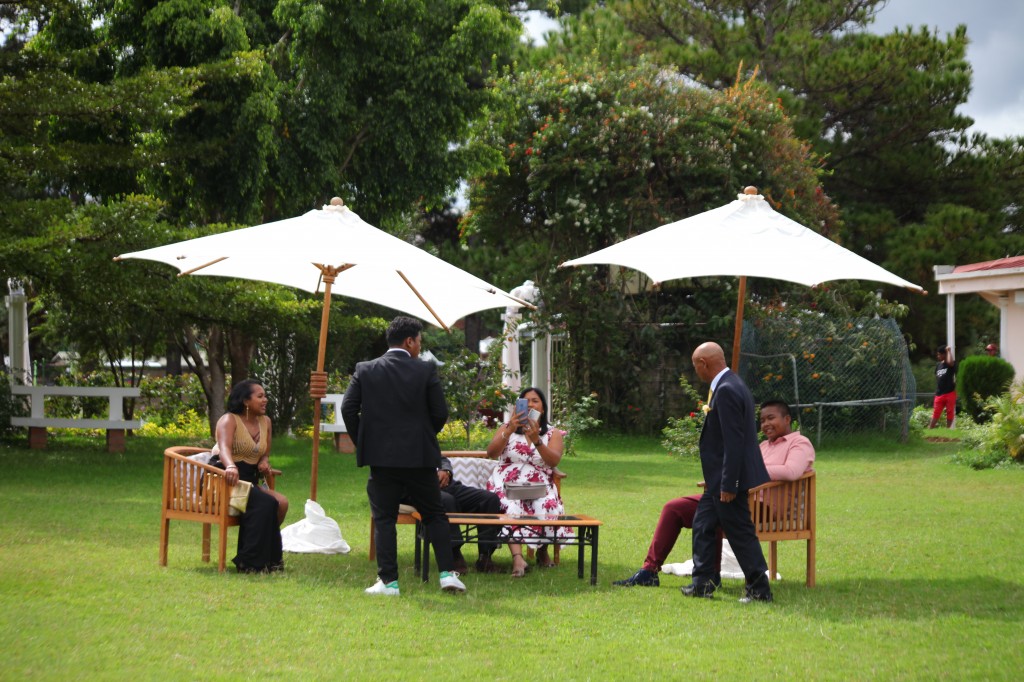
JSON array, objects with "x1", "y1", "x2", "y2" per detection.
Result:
[
  {"x1": 953, "y1": 380, "x2": 1024, "y2": 469},
  {"x1": 554, "y1": 391, "x2": 602, "y2": 458},
  {"x1": 661, "y1": 373, "x2": 706, "y2": 458},
  {"x1": 137, "y1": 409, "x2": 210, "y2": 440},
  {"x1": 957, "y1": 355, "x2": 1015, "y2": 422},
  {"x1": 0, "y1": 371, "x2": 26, "y2": 436},
  {"x1": 908, "y1": 404, "x2": 931, "y2": 434},
  {"x1": 139, "y1": 374, "x2": 207, "y2": 427}
]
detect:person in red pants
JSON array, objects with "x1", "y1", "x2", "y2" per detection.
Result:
[
  {"x1": 613, "y1": 400, "x2": 814, "y2": 587},
  {"x1": 928, "y1": 344, "x2": 957, "y2": 429}
]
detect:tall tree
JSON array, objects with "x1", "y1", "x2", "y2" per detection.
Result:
[
  {"x1": 537, "y1": 0, "x2": 1024, "y2": 355},
  {"x1": 462, "y1": 57, "x2": 841, "y2": 429}
]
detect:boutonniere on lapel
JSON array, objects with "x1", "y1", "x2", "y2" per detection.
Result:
[{"x1": 702, "y1": 389, "x2": 713, "y2": 414}]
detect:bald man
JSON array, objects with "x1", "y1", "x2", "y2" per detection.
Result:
[{"x1": 686, "y1": 342, "x2": 772, "y2": 603}]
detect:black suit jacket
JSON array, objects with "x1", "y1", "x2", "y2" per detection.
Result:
[
  {"x1": 699, "y1": 369, "x2": 770, "y2": 495},
  {"x1": 341, "y1": 350, "x2": 449, "y2": 468}
]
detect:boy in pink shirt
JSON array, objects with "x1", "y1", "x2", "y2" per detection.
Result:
[{"x1": 614, "y1": 400, "x2": 814, "y2": 587}]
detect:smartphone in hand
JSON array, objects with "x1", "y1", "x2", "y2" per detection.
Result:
[
  {"x1": 528, "y1": 408, "x2": 541, "y2": 422},
  {"x1": 515, "y1": 398, "x2": 529, "y2": 422}
]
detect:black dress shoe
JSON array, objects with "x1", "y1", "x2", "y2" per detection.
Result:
[
  {"x1": 739, "y1": 592, "x2": 773, "y2": 603},
  {"x1": 613, "y1": 568, "x2": 660, "y2": 587},
  {"x1": 452, "y1": 550, "x2": 469, "y2": 574},
  {"x1": 474, "y1": 556, "x2": 504, "y2": 573},
  {"x1": 680, "y1": 582, "x2": 716, "y2": 598}
]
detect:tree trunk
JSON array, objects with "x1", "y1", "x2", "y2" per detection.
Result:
[
  {"x1": 227, "y1": 330, "x2": 255, "y2": 387},
  {"x1": 180, "y1": 325, "x2": 228, "y2": 437}
]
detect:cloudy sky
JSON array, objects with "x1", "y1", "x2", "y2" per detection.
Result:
[
  {"x1": 522, "y1": 1, "x2": 1024, "y2": 139},
  {"x1": 871, "y1": 0, "x2": 1024, "y2": 138}
]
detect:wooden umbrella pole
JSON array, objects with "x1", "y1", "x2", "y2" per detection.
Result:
[
  {"x1": 732, "y1": 275, "x2": 747, "y2": 371},
  {"x1": 308, "y1": 267, "x2": 343, "y2": 501}
]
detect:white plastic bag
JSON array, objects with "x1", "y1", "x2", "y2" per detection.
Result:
[
  {"x1": 661, "y1": 540, "x2": 780, "y2": 580},
  {"x1": 280, "y1": 499, "x2": 351, "y2": 554}
]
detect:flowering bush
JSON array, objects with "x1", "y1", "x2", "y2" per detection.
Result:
[
  {"x1": 661, "y1": 373, "x2": 706, "y2": 458},
  {"x1": 661, "y1": 410, "x2": 704, "y2": 459},
  {"x1": 138, "y1": 409, "x2": 210, "y2": 440}
]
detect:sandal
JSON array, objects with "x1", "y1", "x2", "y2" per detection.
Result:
[{"x1": 511, "y1": 553, "x2": 530, "y2": 578}]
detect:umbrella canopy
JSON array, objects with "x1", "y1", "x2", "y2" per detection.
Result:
[
  {"x1": 118, "y1": 200, "x2": 528, "y2": 330},
  {"x1": 561, "y1": 187, "x2": 923, "y2": 367},
  {"x1": 118, "y1": 198, "x2": 531, "y2": 499}
]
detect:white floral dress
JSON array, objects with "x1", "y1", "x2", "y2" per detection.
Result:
[{"x1": 485, "y1": 430, "x2": 573, "y2": 546}]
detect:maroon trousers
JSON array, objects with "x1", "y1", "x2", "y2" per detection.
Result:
[{"x1": 641, "y1": 494, "x2": 722, "y2": 574}]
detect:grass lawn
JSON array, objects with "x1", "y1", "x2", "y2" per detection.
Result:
[{"x1": 1, "y1": 430, "x2": 1021, "y2": 680}]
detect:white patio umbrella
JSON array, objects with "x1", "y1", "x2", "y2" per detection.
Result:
[
  {"x1": 117, "y1": 198, "x2": 532, "y2": 500},
  {"x1": 561, "y1": 187, "x2": 923, "y2": 368}
]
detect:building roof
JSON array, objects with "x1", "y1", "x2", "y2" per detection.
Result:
[{"x1": 952, "y1": 255, "x2": 1024, "y2": 273}]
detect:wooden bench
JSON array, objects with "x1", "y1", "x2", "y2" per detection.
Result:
[
  {"x1": 159, "y1": 445, "x2": 279, "y2": 572},
  {"x1": 321, "y1": 393, "x2": 354, "y2": 453},
  {"x1": 10, "y1": 385, "x2": 141, "y2": 453},
  {"x1": 749, "y1": 470, "x2": 816, "y2": 587},
  {"x1": 368, "y1": 450, "x2": 566, "y2": 566}
]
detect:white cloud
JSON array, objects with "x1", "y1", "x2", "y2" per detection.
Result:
[{"x1": 870, "y1": 0, "x2": 1024, "y2": 138}]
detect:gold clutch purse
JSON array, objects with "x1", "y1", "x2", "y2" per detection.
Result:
[{"x1": 228, "y1": 480, "x2": 252, "y2": 516}]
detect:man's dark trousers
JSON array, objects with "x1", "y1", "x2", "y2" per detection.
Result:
[
  {"x1": 691, "y1": 491, "x2": 771, "y2": 597},
  {"x1": 368, "y1": 466, "x2": 454, "y2": 584},
  {"x1": 441, "y1": 482, "x2": 502, "y2": 558}
]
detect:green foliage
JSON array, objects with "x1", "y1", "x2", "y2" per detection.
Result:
[
  {"x1": 954, "y1": 381, "x2": 1024, "y2": 469},
  {"x1": 988, "y1": 381, "x2": 1024, "y2": 462},
  {"x1": 908, "y1": 404, "x2": 932, "y2": 434},
  {"x1": 543, "y1": 2, "x2": 1024, "y2": 366},
  {"x1": 434, "y1": 334, "x2": 518, "y2": 448},
  {"x1": 139, "y1": 374, "x2": 208, "y2": 427},
  {"x1": 660, "y1": 373, "x2": 706, "y2": 458},
  {"x1": 956, "y1": 355, "x2": 1016, "y2": 422},
  {"x1": 463, "y1": 56, "x2": 838, "y2": 431},
  {"x1": 436, "y1": 420, "x2": 495, "y2": 451},
  {"x1": 271, "y1": 0, "x2": 521, "y2": 220},
  {"x1": 740, "y1": 310, "x2": 915, "y2": 437},
  {"x1": 0, "y1": 371, "x2": 26, "y2": 436},
  {"x1": 137, "y1": 409, "x2": 210, "y2": 440},
  {"x1": 551, "y1": 391, "x2": 602, "y2": 457}
]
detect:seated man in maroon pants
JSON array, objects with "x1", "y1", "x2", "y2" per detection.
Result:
[{"x1": 613, "y1": 400, "x2": 814, "y2": 587}]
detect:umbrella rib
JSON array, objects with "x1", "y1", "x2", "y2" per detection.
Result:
[
  {"x1": 179, "y1": 257, "x2": 228, "y2": 276},
  {"x1": 397, "y1": 270, "x2": 449, "y2": 331}
]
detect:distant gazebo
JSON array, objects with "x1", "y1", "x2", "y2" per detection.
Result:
[{"x1": 934, "y1": 256, "x2": 1024, "y2": 381}]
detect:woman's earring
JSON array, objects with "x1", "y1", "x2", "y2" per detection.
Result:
[{"x1": 246, "y1": 405, "x2": 250, "y2": 419}]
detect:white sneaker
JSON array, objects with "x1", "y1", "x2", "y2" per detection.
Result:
[
  {"x1": 439, "y1": 571, "x2": 466, "y2": 593},
  {"x1": 365, "y1": 578, "x2": 399, "y2": 596}
]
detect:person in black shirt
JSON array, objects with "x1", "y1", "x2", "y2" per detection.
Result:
[{"x1": 929, "y1": 344, "x2": 957, "y2": 429}]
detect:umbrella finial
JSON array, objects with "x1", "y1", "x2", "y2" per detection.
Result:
[
  {"x1": 325, "y1": 196, "x2": 346, "y2": 213},
  {"x1": 743, "y1": 186, "x2": 758, "y2": 195}
]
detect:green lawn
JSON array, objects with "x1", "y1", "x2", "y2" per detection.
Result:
[{"x1": 0, "y1": 431, "x2": 1021, "y2": 680}]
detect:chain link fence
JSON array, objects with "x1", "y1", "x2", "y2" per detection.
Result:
[{"x1": 738, "y1": 315, "x2": 916, "y2": 445}]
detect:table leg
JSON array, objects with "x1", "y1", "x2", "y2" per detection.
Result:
[
  {"x1": 589, "y1": 526, "x2": 599, "y2": 586},
  {"x1": 414, "y1": 520, "x2": 422, "y2": 572},
  {"x1": 577, "y1": 528, "x2": 585, "y2": 579}
]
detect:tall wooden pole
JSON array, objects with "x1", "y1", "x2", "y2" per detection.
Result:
[
  {"x1": 307, "y1": 269, "x2": 337, "y2": 502},
  {"x1": 731, "y1": 275, "x2": 747, "y2": 371}
]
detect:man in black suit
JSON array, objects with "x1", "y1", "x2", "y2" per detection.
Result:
[
  {"x1": 684, "y1": 341, "x2": 773, "y2": 603},
  {"x1": 341, "y1": 316, "x2": 466, "y2": 595}
]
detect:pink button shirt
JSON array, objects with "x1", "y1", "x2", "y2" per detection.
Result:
[{"x1": 759, "y1": 430, "x2": 815, "y2": 481}]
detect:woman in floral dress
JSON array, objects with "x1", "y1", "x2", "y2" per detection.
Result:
[{"x1": 486, "y1": 387, "x2": 572, "y2": 577}]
